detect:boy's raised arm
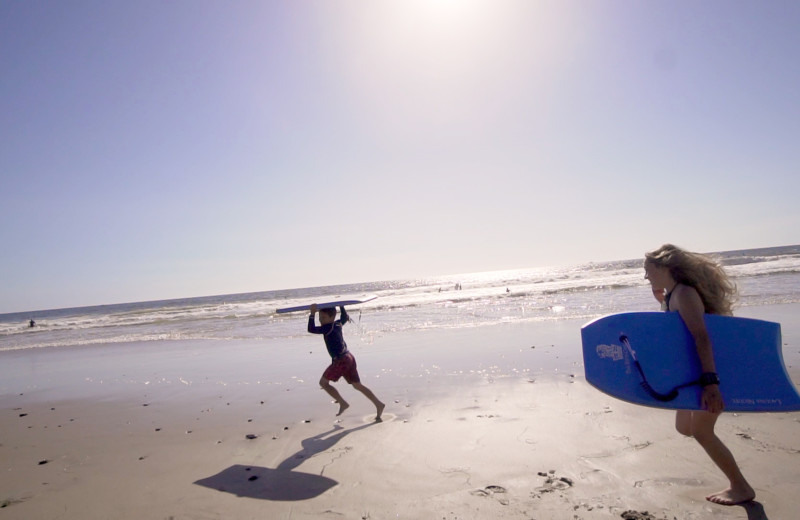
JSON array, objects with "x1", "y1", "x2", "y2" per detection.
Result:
[{"x1": 307, "y1": 304, "x2": 318, "y2": 333}]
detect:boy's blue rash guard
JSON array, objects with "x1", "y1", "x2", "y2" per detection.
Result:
[{"x1": 308, "y1": 306, "x2": 350, "y2": 360}]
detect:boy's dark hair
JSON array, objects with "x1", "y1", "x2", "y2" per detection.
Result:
[{"x1": 320, "y1": 307, "x2": 336, "y2": 318}]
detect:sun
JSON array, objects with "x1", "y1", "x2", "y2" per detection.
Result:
[{"x1": 415, "y1": 0, "x2": 487, "y2": 26}]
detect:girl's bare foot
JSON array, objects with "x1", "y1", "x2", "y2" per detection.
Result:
[
  {"x1": 706, "y1": 485, "x2": 755, "y2": 506},
  {"x1": 336, "y1": 401, "x2": 350, "y2": 416},
  {"x1": 375, "y1": 402, "x2": 385, "y2": 422}
]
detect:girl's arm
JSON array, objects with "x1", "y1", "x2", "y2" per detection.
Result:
[{"x1": 672, "y1": 285, "x2": 724, "y2": 413}]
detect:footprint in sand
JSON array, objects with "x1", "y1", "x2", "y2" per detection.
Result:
[
  {"x1": 532, "y1": 471, "x2": 574, "y2": 498},
  {"x1": 620, "y1": 511, "x2": 668, "y2": 520},
  {"x1": 363, "y1": 413, "x2": 395, "y2": 423},
  {"x1": 633, "y1": 477, "x2": 702, "y2": 488},
  {"x1": 470, "y1": 485, "x2": 509, "y2": 505}
]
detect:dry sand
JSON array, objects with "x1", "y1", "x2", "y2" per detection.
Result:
[{"x1": 2, "y1": 307, "x2": 799, "y2": 519}]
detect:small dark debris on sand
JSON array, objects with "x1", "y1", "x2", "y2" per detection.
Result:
[
  {"x1": 621, "y1": 511, "x2": 669, "y2": 520},
  {"x1": 1, "y1": 497, "x2": 27, "y2": 509},
  {"x1": 245, "y1": 434, "x2": 258, "y2": 440}
]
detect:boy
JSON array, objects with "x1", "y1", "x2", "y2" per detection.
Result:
[{"x1": 308, "y1": 304, "x2": 385, "y2": 421}]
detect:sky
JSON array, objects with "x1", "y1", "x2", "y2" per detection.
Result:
[{"x1": 2, "y1": 1, "x2": 799, "y2": 313}]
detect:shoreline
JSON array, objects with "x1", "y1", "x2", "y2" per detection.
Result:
[{"x1": 2, "y1": 304, "x2": 799, "y2": 519}]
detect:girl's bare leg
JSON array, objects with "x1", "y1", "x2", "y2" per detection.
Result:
[{"x1": 675, "y1": 410, "x2": 755, "y2": 505}]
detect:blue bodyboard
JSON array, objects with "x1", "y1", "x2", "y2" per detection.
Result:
[{"x1": 581, "y1": 312, "x2": 800, "y2": 412}]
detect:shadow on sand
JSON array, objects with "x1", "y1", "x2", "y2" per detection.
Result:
[
  {"x1": 194, "y1": 422, "x2": 378, "y2": 501},
  {"x1": 741, "y1": 500, "x2": 768, "y2": 520}
]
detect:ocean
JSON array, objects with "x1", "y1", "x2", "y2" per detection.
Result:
[{"x1": 2, "y1": 245, "x2": 800, "y2": 353}]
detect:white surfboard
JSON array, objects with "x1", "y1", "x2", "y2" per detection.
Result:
[{"x1": 275, "y1": 295, "x2": 378, "y2": 314}]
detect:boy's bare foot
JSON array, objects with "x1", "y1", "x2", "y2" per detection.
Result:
[
  {"x1": 706, "y1": 486, "x2": 755, "y2": 506},
  {"x1": 375, "y1": 402, "x2": 385, "y2": 422},
  {"x1": 336, "y1": 401, "x2": 350, "y2": 416}
]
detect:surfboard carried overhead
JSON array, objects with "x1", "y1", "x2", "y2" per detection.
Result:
[
  {"x1": 581, "y1": 312, "x2": 800, "y2": 412},
  {"x1": 276, "y1": 295, "x2": 378, "y2": 314}
]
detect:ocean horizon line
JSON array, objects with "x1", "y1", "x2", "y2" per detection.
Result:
[{"x1": 3, "y1": 243, "x2": 799, "y2": 319}]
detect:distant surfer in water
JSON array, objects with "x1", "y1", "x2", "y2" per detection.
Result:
[
  {"x1": 644, "y1": 244, "x2": 755, "y2": 506},
  {"x1": 308, "y1": 304, "x2": 385, "y2": 421}
]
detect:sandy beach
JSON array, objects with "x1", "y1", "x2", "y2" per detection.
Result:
[{"x1": 2, "y1": 305, "x2": 799, "y2": 519}]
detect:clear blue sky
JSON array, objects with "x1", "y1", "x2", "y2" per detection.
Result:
[{"x1": 2, "y1": 1, "x2": 799, "y2": 313}]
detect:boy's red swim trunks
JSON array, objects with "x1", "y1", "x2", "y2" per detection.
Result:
[{"x1": 322, "y1": 351, "x2": 360, "y2": 384}]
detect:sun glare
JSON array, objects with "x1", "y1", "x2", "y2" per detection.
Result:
[
  {"x1": 419, "y1": 0, "x2": 485, "y2": 21},
  {"x1": 321, "y1": 1, "x2": 576, "y2": 143}
]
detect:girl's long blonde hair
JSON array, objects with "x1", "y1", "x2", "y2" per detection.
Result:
[{"x1": 644, "y1": 244, "x2": 737, "y2": 316}]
